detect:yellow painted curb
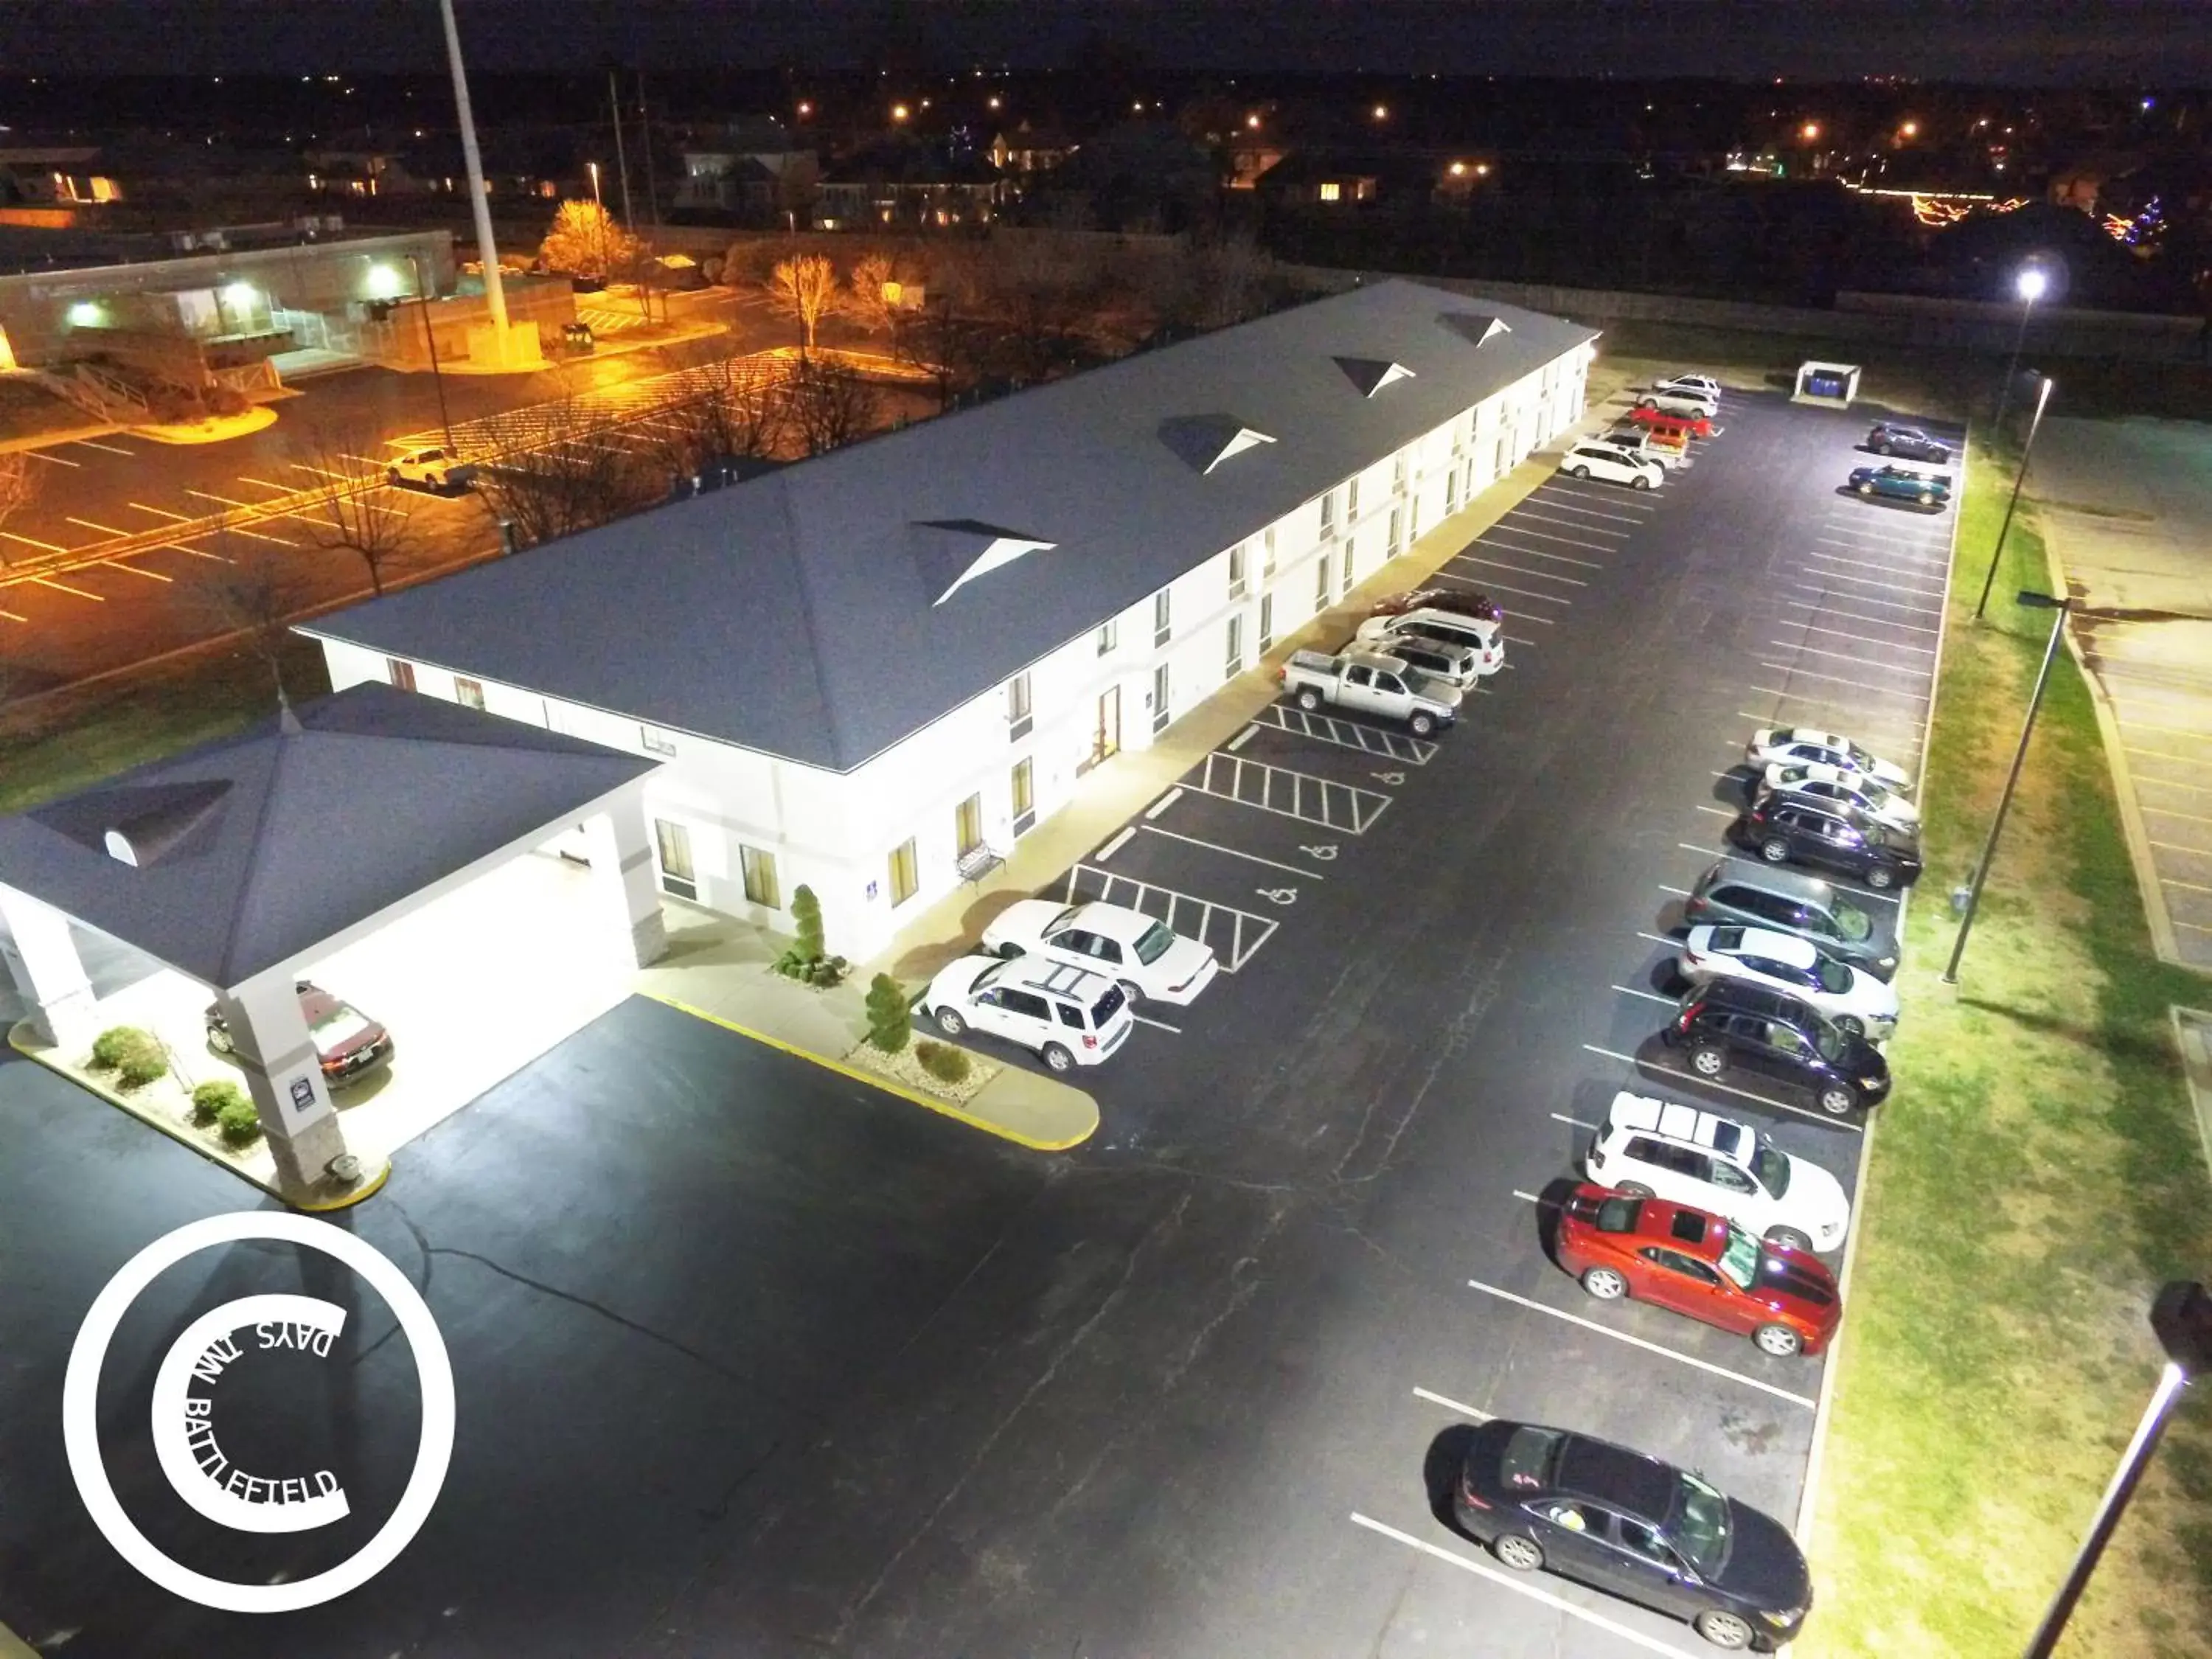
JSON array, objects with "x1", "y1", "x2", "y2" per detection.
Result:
[
  {"x1": 6, "y1": 1023, "x2": 393, "y2": 1211},
  {"x1": 0, "y1": 1615, "x2": 39, "y2": 1658},
  {"x1": 644, "y1": 991, "x2": 1098, "y2": 1152}
]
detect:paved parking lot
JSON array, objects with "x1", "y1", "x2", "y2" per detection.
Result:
[{"x1": 4, "y1": 379, "x2": 1964, "y2": 1658}]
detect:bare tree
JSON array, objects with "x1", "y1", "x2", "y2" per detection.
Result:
[
  {"x1": 471, "y1": 386, "x2": 661, "y2": 549},
  {"x1": 1185, "y1": 232, "x2": 1284, "y2": 330},
  {"x1": 844, "y1": 252, "x2": 902, "y2": 336},
  {"x1": 644, "y1": 354, "x2": 790, "y2": 481},
  {"x1": 0, "y1": 452, "x2": 35, "y2": 568},
  {"x1": 175, "y1": 536, "x2": 313, "y2": 702},
  {"x1": 291, "y1": 428, "x2": 417, "y2": 597},
  {"x1": 765, "y1": 253, "x2": 842, "y2": 352},
  {"x1": 972, "y1": 237, "x2": 1105, "y2": 383},
  {"x1": 782, "y1": 358, "x2": 881, "y2": 456}
]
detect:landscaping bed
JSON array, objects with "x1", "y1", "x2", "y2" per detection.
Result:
[{"x1": 1800, "y1": 442, "x2": 2212, "y2": 1657}]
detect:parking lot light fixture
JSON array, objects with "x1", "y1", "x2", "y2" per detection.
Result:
[
  {"x1": 1942, "y1": 589, "x2": 2070, "y2": 984},
  {"x1": 1973, "y1": 374, "x2": 2054, "y2": 620},
  {"x1": 2023, "y1": 1282, "x2": 2212, "y2": 1659},
  {"x1": 1992, "y1": 262, "x2": 2049, "y2": 439}
]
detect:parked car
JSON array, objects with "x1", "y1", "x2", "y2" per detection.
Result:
[
  {"x1": 1607, "y1": 420, "x2": 1689, "y2": 465},
  {"x1": 1627, "y1": 405, "x2": 1715, "y2": 441},
  {"x1": 1379, "y1": 634, "x2": 1490, "y2": 689},
  {"x1": 1367, "y1": 587, "x2": 1502, "y2": 627},
  {"x1": 1585, "y1": 1089, "x2": 1851, "y2": 1253},
  {"x1": 919, "y1": 955, "x2": 1133, "y2": 1071},
  {"x1": 1663, "y1": 979, "x2": 1891, "y2": 1117},
  {"x1": 1680, "y1": 924, "x2": 1899, "y2": 1038},
  {"x1": 1745, "y1": 728, "x2": 1911, "y2": 791},
  {"x1": 1453, "y1": 1418, "x2": 1812, "y2": 1649},
  {"x1": 205, "y1": 981, "x2": 394, "y2": 1088},
  {"x1": 1684, "y1": 860, "x2": 1899, "y2": 981},
  {"x1": 1634, "y1": 388, "x2": 1719, "y2": 422},
  {"x1": 1588, "y1": 431, "x2": 1681, "y2": 471},
  {"x1": 1756, "y1": 762, "x2": 1919, "y2": 832},
  {"x1": 1847, "y1": 463, "x2": 1950, "y2": 507},
  {"x1": 979, "y1": 899, "x2": 1217, "y2": 1005},
  {"x1": 1279, "y1": 648, "x2": 1462, "y2": 735},
  {"x1": 1355, "y1": 605, "x2": 1506, "y2": 672},
  {"x1": 1738, "y1": 796, "x2": 1923, "y2": 891},
  {"x1": 386, "y1": 446, "x2": 476, "y2": 491},
  {"x1": 1653, "y1": 373, "x2": 1723, "y2": 403},
  {"x1": 1559, "y1": 441, "x2": 1663, "y2": 490},
  {"x1": 1865, "y1": 422, "x2": 1950, "y2": 463},
  {"x1": 1556, "y1": 1183, "x2": 1842, "y2": 1357}
]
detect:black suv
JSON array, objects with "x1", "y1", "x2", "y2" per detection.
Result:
[
  {"x1": 1866, "y1": 422, "x2": 1950, "y2": 463},
  {"x1": 1663, "y1": 980, "x2": 1890, "y2": 1117},
  {"x1": 1739, "y1": 797, "x2": 1922, "y2": 891}
]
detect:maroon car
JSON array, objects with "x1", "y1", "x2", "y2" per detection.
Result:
[{"x1": 205, "y1": 981, "x2": 394, "y2": 1086}]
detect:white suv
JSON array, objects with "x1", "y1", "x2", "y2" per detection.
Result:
[
  {"x1": 1635, "y1": 386, "x2": 1719, "y2": 420},
  {"x1": 1582, "y1": 1090, "x2": 1851, "y2": 1253},
  {"x1": 1354, "y1": 608, "x2": 1506, "y2": 675},
  {"x1": 386, "y1": 446, "x2": 476, "y2": 490},
  {"x1": 1653, "y1": 373, "x2": 1722, "y2": 403},
  {"x1": 921, "y1": 954, "x2": 1134, "y2": 1071},
  {"x1": 1559, "y1": 442, "x2": 1662, "y2": 491}
]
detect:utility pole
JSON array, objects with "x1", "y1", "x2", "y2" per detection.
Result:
[
  {"x1": 437, "y1": 0, "x2": 509, "y2": 339},
  {"x1": 405, "y1": 251, "x2": 455, "y2": 453},
  {"x1": 608, "y1": 69, "x2": 636, "y2": 234},
  {"x1": 638, "y1": 72, "x2": 664, "y2": 325}
]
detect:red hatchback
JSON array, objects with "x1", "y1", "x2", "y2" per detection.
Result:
[
  {"x1": 1626, "y1": 406, "x2": 1714, "y2": 441},
  {"x1": 1556, "y1": 1183, "x2": 1841, "y2": 1357}
]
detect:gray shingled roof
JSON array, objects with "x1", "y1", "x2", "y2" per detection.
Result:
[
  {"x1": 302, "y1": 277, "x2": 1596, "y2": 772},
  {"x1": 0, "y1": 684, "x2": 658, "y2": 990}
]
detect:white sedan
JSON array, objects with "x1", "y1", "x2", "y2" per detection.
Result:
[
  {"x1": 1746, "y1": 726, "x2": 1911, "y2": 791},
  {"x1": 1559, "y1": 442, "x2": 1662, "y2": 490},
  {"x1": 1680, "y1": 924, "x2": 1900, "y2": 1039},
  {"x1": 386, "y1": 446, "x2": 476, "y2": 490},
  {"x1": 1759, "y1": 761, "x2": 1919, "y2": 832},
  {"x1": 1633, "y1": 387, "x2": 1718, "y2": 420},
  {"x1": 979, "y1": 899, "x2": 1219, "y2": 1005},
  {"x1": 1653, "y1": 373, "x2": 1722, "y2": 402}
]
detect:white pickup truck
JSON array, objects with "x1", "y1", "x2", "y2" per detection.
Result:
[{"x1": 1278, "y1": 648, "x2": 1462, "y2": 736}]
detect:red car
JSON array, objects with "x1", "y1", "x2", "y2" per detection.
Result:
[
  {"x1": 1626, "y1": 406, "x2": 1714, "y2": 441},
  {"x1": 1555, "y1": 1183, "x2": 1841, "y2": 1357},
  {"x1": 1366, "y1": 586, "x2": 1503, "y2": 624}
]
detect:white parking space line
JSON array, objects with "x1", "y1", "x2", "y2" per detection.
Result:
[
  {"x1": 2142, "y1": 803, "x2": 2212, "y2": 827},
  {"x1": 26, "y1": 448, "x2": 81, "y2": 467},
  {"x1": 1130, "y1": 1013, "x2": 1183, "y2": 1034},
  {"x1": 1483, "y1": 523, "x2": 1615, "y2": 552},
  {"x1": 2133, "y1": 769, "x2": 2212, "y2": 792},
  {"x1": 1062, "y1": 863, "x2": 1281, "y2": 972},
  {"x1": 70, "y1": 437, "x2": 136, "y2": 456},
  {"x1": 65, "y1": 517, "x2": 133, "y2": 537},
  {"x1": 0, "y1": 604, "x2": 25, "y2": 621},
  {"x1": 1348, "y1": 1514, "x2": 1706, "y2": 1659},
  {"x1": 1540, "y1": 487, "x2": 1650, "y2": 519},
  {"x1": 1253, "y1": 703, "x2": 1438, "y2": 763},
  {"x1": 1766, "y1": 641, "x2": 1932, "y2": 675},
  {"x1": 1550, "y1": 1112, "x2": 1598, "y2": 1129},
  {"x1": 1741, "y1": 704, "x2": 1920, "y2": 755},
  {"x1": 1453, "y1": 554, "x2": 1588, "y2": 588},
  {"x1": 1802, "y1": 549, "x2": 1947, "y2": 588},
  {"x1": 1192, "y1": 753, "x2": 1394, "y2": 832},
  {"x1": 1793, "y1": 568, "x2": 1947, "y2": 601},
  {"x1": 1439, "y1": 572, "x2": 1573, "y2": 607},
  {"x1": 2115, "y1": 715, "x2": 2212, "y2": 743},
  {"x1": 1656, "y1": 883, "x2": 1692, "y2": 897},
  {"x1": 1479, "y1": 536, "x2": 1604, "y2": 570},
  {"x1": 1096, "y1": 827, "x2": 1135, "y2": 860},
  {"x1": 1694, "y1": 804, "x2": 1734, "y2": 817},
  {"x1": 1513, "y1": 1189, "x2": 1545, "y2": 1203},
  {"x1": 32, "y1": 574, "x2": 104, "y2": 600},
  {"x1": 1580, "y1": 1043, "x2": 1867, "y2": 1133},
  {"x1": 1227, "y1": 725, "x2": 1258, "y2": 752},
  {"x1": 1815, "y1": 525, "x2": 1946, "y2": 555},
  {"x1": 128, "y1": 501, "x2": 193, "y2": 521},
  {"x1": 160, "y1": 539, "x2": 232, "y2": 563},
  {"x1": 1613, "y1": 984, "x2": 1677, "y2": 1006},
  {"x1": 1817, "y1": 515, "x2": 1946, "y2": 545},
  {"x1": 235, "y1": 475, "x2": 302, "y2": 493},
  {"x1": 1506, "y1": 507, "x2": 1630, "y2": 537},
  {"x1": 1638, "y1": 931, "x2": 1678, "y2": 947},
  {"x1": 102, "y1": 559, "x2": 171, "y2": 582},
  {"x1": 1465, "y1": 1281, "x2": 1818, "y2": 1408},
  {"x1": 1775, "y1": 622, "x2": 1938, "y2": 655},
  {"x1": 1793, "y1": 582, "x2": 1941, "y2": 617},
  {"x1": 1139, "y1": 825, "x2": 1324, "y2": 881},
  {"x1": 1145, "y1": 788, "x2": 1183, "y2": 819},
  {"x1": 2150, "y1": 839, "x2": 2212, "y2": 858},
  {"x1": 1783, "y1": 599, "x2": 1940, "y2": 636},
  {"x1": 289, "y1": 462, "x2": 356, "y2": 481},
  {"x1": 1759, "y1": 664, "x2": 1931, "y2": 701},
  {"x1": 1411, "y1": 1386, "x2": 1493, "y2": 1421},
  {"x1": 1, "y1": 529, "x2": 72, "y2": 553}
]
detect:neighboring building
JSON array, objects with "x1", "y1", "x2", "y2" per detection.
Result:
[
  {"x1": 815, "y1": 139, "x2": 1005, "y2": 229},
  {"x1": 990, "y1": 123, "x2": 1077, "y2": 177},
  {"x1": 0, "y1": 146, "x2": 124, "y2": 208},
  {"x1": 675, "y1": 117, "x2": 820, "y2": 218},
  {"x1": 301, "y1": 279, "x2": 1597, "y2": 962}
]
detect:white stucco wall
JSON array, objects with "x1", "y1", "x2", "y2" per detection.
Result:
[{"x1": 310, "y1": 344, "x2": 1590, "y2": 961}]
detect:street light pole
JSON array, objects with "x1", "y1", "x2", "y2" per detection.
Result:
[
  {"x1": 2022, "y1": 1281, "x2": 2212, "y2": 1659},
  {"x1": 1974, "y1": 375, "x2": 2054, "y2": 619},
  {"x1": 1943, "y1": 589, "x2": 2070, "y2": 984},
  {"x1": 588, "y1": 160, "x2": 602, "y2": 208},
  {"x1": 404, "y1": 252, "x2": 456, "y2": 455},
  {"x1": 1991, "y1": 265, "x2": 2047, "y2": 444}
]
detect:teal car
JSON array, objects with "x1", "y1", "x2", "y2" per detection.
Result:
[{"x1": 1847, "y1": 464, "x2": 1951, "y2": 507}]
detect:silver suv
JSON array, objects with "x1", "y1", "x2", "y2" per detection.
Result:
[{"x1": 1682, "y1": 859, "x2": 1899, "y2": 981}]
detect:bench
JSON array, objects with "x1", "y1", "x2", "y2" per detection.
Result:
[{"x1": 956, "y1": 844, "x2": 1005, "y2": 886}]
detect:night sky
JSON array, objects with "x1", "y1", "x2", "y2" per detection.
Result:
[{"x1": 0, "y1": 0, "x2": 2205, "y2": 82}]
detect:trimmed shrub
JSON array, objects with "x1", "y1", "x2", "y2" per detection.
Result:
[
  {"x1": 92, "y1": 1026, "x2": 168, "y2": 1088},
  {"x1": 790, "y1": 885, "x2": 826, "y2": 959},
  {"x1": 90, "y1": 1026, "x2": 149, "y2": 1068},
  {"x1": 864, "y1": 973, "x2": 911, "y2": 1052},
  {"x1": 190, "y1": 1079, "x2": 247, "y2": 1127},
  {"x1": 216, "y1": 1099, "x2": 263, "y2": 1146},
  {"x1": 914, "y1": 1039, "x2": 972, "y2": 1085}
]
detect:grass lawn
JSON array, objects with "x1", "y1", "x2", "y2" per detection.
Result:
[
  {"x1": 0, "y1": 636, "x2": 331, "y2": 815},
  {"x1": 1799, "y1": 445, "x2": 2212, "y2": 1656}
]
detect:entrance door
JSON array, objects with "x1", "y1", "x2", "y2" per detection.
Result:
[{"x1": 1093, "y1": 686, "x2": 1121, "y2": 765}]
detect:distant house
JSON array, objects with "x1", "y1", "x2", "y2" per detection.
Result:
[
  {"x1": 305, "y1": 149, "x2": 428, "y2": 200},
  {"x1": 815, "y1": 139, "x2": 1004, "y2": 229},
  {"x1": 989, "y1": 124, "x2": 1077, "y2": 177},
  {"x1": 0, "y1": 147, "x2": 124, "y2": 207},
  {"x1": 1256, "y1": 150, "x2": 1382, "y2": 209},
  {"x1": 675, "y1": 117, "x2": 818, "y2": 218}
]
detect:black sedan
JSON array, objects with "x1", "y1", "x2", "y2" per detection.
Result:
[
  {"x1": 1664, "y1": 978, "x2": 1891, "y2": 1116},
  {"x1": 1866, "y1": 422, "x2": 1951, "y2": 463},
  {"x1": 1454, "y1": 1419, "x2": 1811, "y2": 1649},
  {"x1": 1737, "y1": 797, "x2": 1922, "y2": 891}
]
